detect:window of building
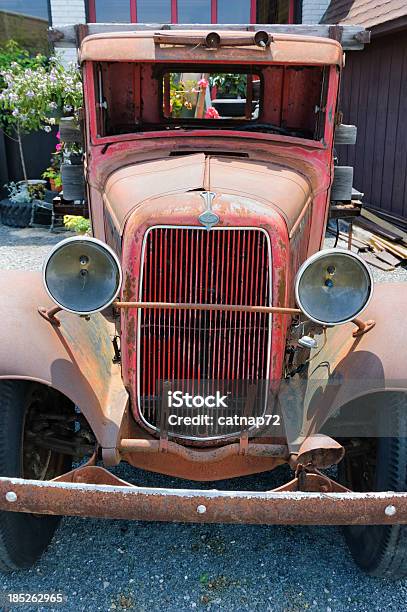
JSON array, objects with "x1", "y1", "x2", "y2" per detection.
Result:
[
  {"x1": 257, "y1": 0, "x2": 296, "y2": 24},
  {"x1": 177, "y1": 0, "x2": 211, "y2": 23},
  {"x1": 88, "y1": 0, "x2": 297, "y2": 25},
  {"x1": 137, "y1": 0, "x2": 171, "y2": 23},
  {"x1": 217, "y1": 0, "x2": 251, "y2": 23},
  {"x1": 94, "y1": 0, "x2": 131, "y2": 22}
]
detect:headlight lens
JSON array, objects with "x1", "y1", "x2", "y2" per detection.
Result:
[
  {"x1": 43, "y1": 236, "x2": 122, "y2": 315},
  {"x1": 295, "y1": 248, "x2": 373, "y2": 325}
]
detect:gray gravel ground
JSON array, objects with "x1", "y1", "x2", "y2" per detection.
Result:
[{"x1": 1, "y1": 223, "x2": 407, "y2": 612}]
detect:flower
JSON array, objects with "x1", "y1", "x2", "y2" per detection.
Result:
[
  {"x1": 205, "y1": 106, "x2": 220, "y2": 119},
  {"x1": 55, "y1": 143, "x2": 62, "y2": 151},
  {"x1": 198, "y1": 78, "x2": 209, "y2": 88},
  {"x1": 44, "y1": 125, "x2": 52, "y2": 133}
]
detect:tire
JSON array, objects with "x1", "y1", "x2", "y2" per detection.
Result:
[
  {"x1": 339, "y1": 392, "x2": 407, "y2": 578},
  {"x1": 0, "y1": 381, "x2": 72, "y2": 572},
  {"x1": 0, "y1": 200, "x2": 32, "y2": 228}
]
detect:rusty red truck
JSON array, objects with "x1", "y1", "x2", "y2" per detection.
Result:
[{"x1": 1, "y1": 24, "x2": 407, "y2": 578}]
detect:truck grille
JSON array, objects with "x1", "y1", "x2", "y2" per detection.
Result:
[{"x1": 137, "y1": 227, "x2": 271, "y2": 438}]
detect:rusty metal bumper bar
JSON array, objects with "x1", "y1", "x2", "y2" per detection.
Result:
[{"x1": 0, "y1": 476, "x2": 407, "y2": 525}]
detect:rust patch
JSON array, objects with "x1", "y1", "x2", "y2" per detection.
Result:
[{"x1": 123, "y1": 272, "x2": 135, "y2": 303}]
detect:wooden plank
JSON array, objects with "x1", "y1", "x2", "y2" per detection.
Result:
[
  {"x1": 371, "y1": 236, "x2": 407, "y2": 259},
  {"x1": 361, "y1": 43, "x2": 380, "y2": 206},
  {"x1": 361, "y1": 208, "x2": 407, "y2": 244},
  {"x1": 354, "y1": 217, "x2": 403, "y2": 243},
  {"x1": 49, "y1": 24, "x2": 369, "y2": 50},
  {"x1": 353, "y1": 49, "x2": 367, "y2": 190},
  {"x1": 327, "y1": 227, "x2": 369, "y2": 249},
  {"x1": 391, "y1": 36, "x2": 407, "y2": 219},
  {"x1": 371, "y1": 40, "x2": 392, "y2": 213},
  {"x1": 374, "y1": 250, "x2": 401, "y2": 267},
  {"x1": 381, "y1": 36, "x2": 404, "y2": 219},
  {"x1": 346, "y1": 50, "x2": 361, "y2": 170},
  {"x1": 359, "y1": 252, "x2": 395, "y2": 271},
  {"x1": 365, "y1": 206, "x2": 407, "y2": 233}
]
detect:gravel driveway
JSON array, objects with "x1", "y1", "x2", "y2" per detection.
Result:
[{"x1": 1, "y1": 223, "x2": 407, "y2": 612}]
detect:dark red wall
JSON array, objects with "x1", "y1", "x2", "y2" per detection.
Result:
[{"x1": 337, "y1": 30, "x2": 407, "y2": 220}]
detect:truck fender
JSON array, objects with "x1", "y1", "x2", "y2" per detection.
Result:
[
  {"x1": 288, "y1": 283, "x2": 407, "y2": 441},
  {"x1": 0, "y1": 271, "x2": 128, "y2": 463}
]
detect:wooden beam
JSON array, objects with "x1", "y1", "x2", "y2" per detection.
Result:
[{"x1": 49, "y1": 24, "x2": 370, "y2": 51}]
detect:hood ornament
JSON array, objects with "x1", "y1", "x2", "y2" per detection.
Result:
[{"x1": 199, "y1": 191, "x2": 219, "y2": 230}]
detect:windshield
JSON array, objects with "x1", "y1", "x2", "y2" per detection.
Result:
[{"x1": 93, "y1": 62, "x2": 328, "y2": 141}]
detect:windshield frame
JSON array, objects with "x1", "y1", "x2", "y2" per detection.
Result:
[{"x1": 84, "y1": 61, "x2": 339, "y2": 150}]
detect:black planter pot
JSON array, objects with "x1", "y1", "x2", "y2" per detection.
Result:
[
  {"x1": 61, "y1": 163, "x2": 85, "y2": 201},
  {"x1": 65, "y1": 153, "x2": 83, "y2": 165},
  {"x1": 0, "y1": 199, "x2": 32, "y2": 228},
  {"x1": 211, "y1": 98, "x2": 256, "y2": 117}
]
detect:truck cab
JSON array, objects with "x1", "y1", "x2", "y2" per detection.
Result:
[{"x1": 1, "y1": 26, "x2": 407, "y2": 579}]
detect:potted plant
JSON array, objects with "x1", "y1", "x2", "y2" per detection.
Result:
[
  {"x1": 0, "y1": 42, "x2": 48, "y2": 183},
  {"x1": 0, "y1": 48, "x2": 83, "y2": 187},
  {"x1": 42, "y1": 150, "x2": 63, "y2": 192},
  {"x1": 63, "y1": 214, "x2": 91, "y2": 235},
  {"x1": 57, "y1": 131, "x2": 85, "y2": 201},
  {"x1": 42, "y1": 166, "x2": 62, "y2": 192}
]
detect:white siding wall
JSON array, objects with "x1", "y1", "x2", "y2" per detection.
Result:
[
  {"x1": 301, "y1": 0, "x2": 330, "y2": 24},
  {"x1": 50, "y1": 0, "x2": 86, "y2": 64}
]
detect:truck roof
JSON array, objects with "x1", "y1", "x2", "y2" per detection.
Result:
[{"x1": 79, "y1": 30, "x2": 343, "y2": 66}]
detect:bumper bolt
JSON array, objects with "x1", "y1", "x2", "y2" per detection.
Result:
[
  {"x1": 5, "y1": 491, "x2": 17, "y2": 503},
  {"x1": 385, "y1": 505, "x2": 396, "y2": 517},
  {"x1": 197, "y1": 504, "x2": 207, "y2": 514}
]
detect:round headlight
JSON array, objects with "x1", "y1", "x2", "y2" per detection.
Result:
[
  {"x1": 43, "y1": 236, "x2": 122, "y2": 315},
  {"x1": 295, "y1": 248, "x2": 373, "y2": 325}
]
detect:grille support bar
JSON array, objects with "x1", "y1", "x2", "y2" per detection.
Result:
[{"x1": 116, "y1": 301, "x2": 301, "y2": 315}]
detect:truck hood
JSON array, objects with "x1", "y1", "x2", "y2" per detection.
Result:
[{"x1": 104, "y1": 153, "x2": 311, "y2": 235}]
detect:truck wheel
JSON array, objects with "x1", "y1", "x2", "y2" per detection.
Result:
[
  {"x1": 0, "y1": 381, "x2": 72, "y2": 572},
  {"x1": 339, "y1": 392, "x2": 407, "y2": 578}
]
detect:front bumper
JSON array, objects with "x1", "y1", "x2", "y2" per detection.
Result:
[{"x1": 1, "y1": 475, "x2": 407, "y2": 525}]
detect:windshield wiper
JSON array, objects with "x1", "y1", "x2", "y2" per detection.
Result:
[{"x1": 238, "y1": 123, "x2": 299, "y2": 137}]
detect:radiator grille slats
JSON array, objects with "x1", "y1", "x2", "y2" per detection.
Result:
[{"x1": 138, "y1": 227, "x2": 271, "y2": 438}]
